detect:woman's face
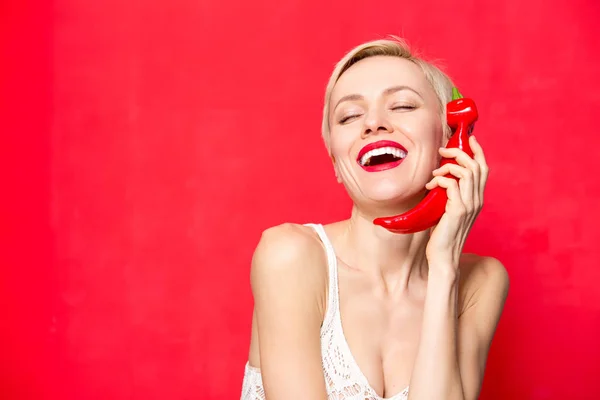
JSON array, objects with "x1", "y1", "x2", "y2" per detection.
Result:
[{"x1": 328, "y1": 55, "x2": 445, "y2": 209}]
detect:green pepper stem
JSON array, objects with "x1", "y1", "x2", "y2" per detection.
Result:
[{"x1": 452, "y1": 87, "x2": 463, "y2": 100}]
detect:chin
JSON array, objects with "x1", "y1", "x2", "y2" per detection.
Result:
[{"x1": 361, "y1": 180, "x2": 424, "y2": 204}]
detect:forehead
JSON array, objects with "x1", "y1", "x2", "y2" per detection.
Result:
[{"x1": 330, "y1": 56, "x2": 433, "y2": 103}]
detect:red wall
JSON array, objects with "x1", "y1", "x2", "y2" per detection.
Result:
[{"x1": 2, "y1": 0, "x2": 599, "y2": 399}]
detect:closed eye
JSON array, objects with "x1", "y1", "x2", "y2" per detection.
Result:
[
  {"x1": 391, "y1": 105, "x2": 416, "y2": 111},
  {"x1": 339, "y1": 114, "x2": 361, "y2": 124}
]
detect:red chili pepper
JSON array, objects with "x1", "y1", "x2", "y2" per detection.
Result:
[{"x1": 372, "y1": 88, "x2": 479, "y2": 234}]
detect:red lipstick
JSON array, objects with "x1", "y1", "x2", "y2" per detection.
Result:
[{"x1": 357, "y1": 140, "x2": 407, "y2": 172}]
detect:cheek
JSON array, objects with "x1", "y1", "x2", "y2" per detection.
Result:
[
  {"x1": 428, "y1": 120, "x2": 447, "y2": 166},
  {"x1": 400, "y1": 114, "x2": 445, "y2": 168},
  {"x1": 329, "y1": 132, "x2": 360, "y2": 183},
  {"x1": 328, "y1": 129, "x2": 356, "y2": 159},
  {"x1": 412, "y1": 114, "x2": 445, "y2": 148}
]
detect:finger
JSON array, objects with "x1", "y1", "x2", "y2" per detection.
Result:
[
  {"x1": 432, "y1": 163, "x2": 473, "y2": 180},
  {"x1": 428, "y1": 176, "x2": 467, "y2": 216},
  {"x1": 425, "y1": 176, "x2": 439, "y2": 190},
  {"x1": 469, "y1": 135, "x2": 489, "y2": 197},
  {"x1": 439, "y1": 146, "x2": 480, "y2": 173},
  {"x1": 431, "y1": 164, "x2": 476, "y2": 212},
  {"x1": 439, "y1": 146, "x2": 481, "y2": 205},
  {"x1": 469, "y1": 135, "x2": 489, "y2": 173}
]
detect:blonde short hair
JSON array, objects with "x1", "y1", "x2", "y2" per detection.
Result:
[{"x1": 321, "y1": 37, "x2": 456, "y2": 152}]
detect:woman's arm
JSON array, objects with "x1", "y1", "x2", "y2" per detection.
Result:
[
  {"x1": 408, "y1": 257, "x2": 509, "y2": 400},
  {"x1": 250, "y1": 224, "x2": 329, "y2": 400},
  {"x1": 409, "y1": 137, "x2": 509, "y2": 399},
  {"x1": 456, "y1": 257, "x2": 509, "y2": 399}
]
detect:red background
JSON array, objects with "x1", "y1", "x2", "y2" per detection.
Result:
[{"x1": 2, "y1": 0, "x2": 599, "y2": 399}]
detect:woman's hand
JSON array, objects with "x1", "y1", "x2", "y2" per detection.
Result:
[{"x1": 424, "y1": 135, "x2": 489, "y2": 273}]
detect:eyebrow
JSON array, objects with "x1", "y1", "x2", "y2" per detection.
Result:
[{"x1": 333, "y1": 85, "x2": 423, "y2": 112}]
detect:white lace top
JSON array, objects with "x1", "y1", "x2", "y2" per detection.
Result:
[{"x1": 240, "y1": 223, "x2": 409, "y2": 400}]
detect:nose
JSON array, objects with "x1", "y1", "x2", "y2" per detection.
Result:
[{"x1": 362, "y1": 108, "x2": 393, "y2": 138}]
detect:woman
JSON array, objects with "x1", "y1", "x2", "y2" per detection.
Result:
[{"x1": 240, "y1": 37, "x2": 509, "y2": 400}]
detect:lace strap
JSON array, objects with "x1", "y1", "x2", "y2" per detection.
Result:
[{"x1": 304, "y1": 223, "x2": 339, "y2": 334}]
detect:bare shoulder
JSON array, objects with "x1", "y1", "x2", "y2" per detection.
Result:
[
  {"x1": 459, "y1": 253, "x2": 509, "y2": 287},
  {"x1": 250, "y1": 223, "x2": 329, "y2": 312},
  {"x1": 251, "y1": 223, "x2": 327, "y2": 277},
  {"x1": 458, "y1": 253, "x2": 510, "y2": 318},
  {"x1": 252, "y1": 223, "x2": 324, "y2": 265}
]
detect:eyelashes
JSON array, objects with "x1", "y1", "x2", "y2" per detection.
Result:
[
  {"x1": 392, "y1": 105, "x2": 416, "y2": 111},
  {"x1": 337, "y1": 104, "x2": 417, "y2": 125},
  {"x1": 338, "y1": 114, "x2": 359, "y2": 124}
]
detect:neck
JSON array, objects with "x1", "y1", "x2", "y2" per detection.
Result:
[{"x1": 334, "y1": 206, "x2": 430, "y2": 293}]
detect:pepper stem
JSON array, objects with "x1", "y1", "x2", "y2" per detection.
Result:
[{"x1": 452, "y1": 87, "x2": 463, "y2": 100}]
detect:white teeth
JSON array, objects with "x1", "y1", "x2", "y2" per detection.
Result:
[{"x1": 360, "y1": 146, "x2": 407, "y2": 166}]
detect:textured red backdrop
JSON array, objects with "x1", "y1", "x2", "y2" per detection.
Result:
[{"x1": 2, "y1": 0, "x2": 600, "y2": 399}]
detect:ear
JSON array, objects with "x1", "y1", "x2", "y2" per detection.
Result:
[{"x1": 331, "y1": 154, "x2": 342, "y2": 184}]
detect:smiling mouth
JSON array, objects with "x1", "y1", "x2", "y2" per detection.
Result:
[{"x1": 359, "y1": 146, "x2": 407, "y2": 167}]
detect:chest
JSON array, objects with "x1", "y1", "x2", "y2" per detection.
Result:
[{"x1": 336, "y1": 271, "x2": 425, "y2": 398}]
